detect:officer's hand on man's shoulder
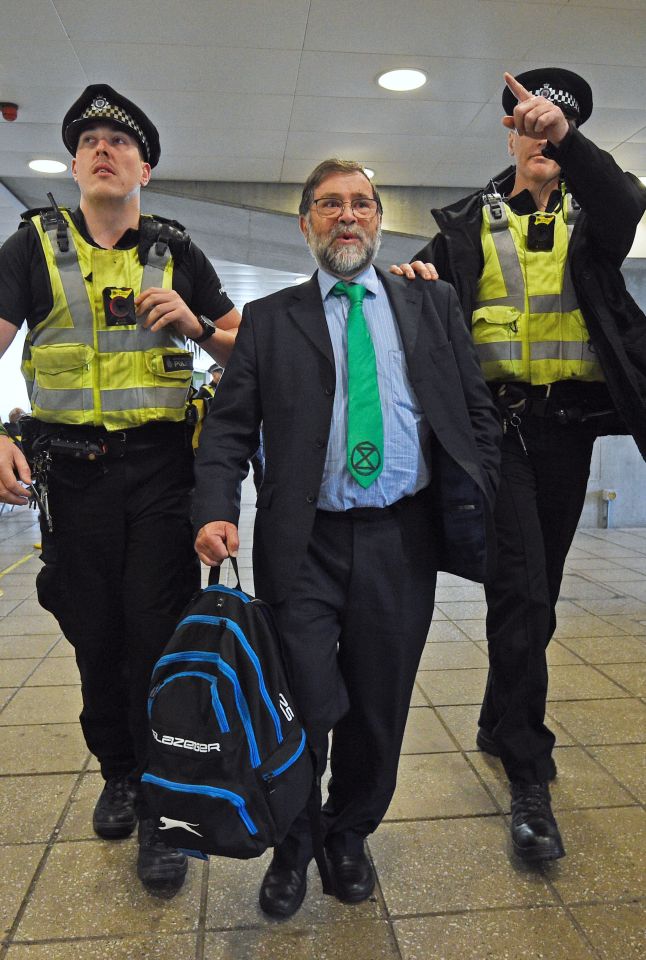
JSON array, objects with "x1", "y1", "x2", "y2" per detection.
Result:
[
  {"x1": 389, "y1": 261, "x2": 439, "y2": 281},
  {"x1": 0, "y1": 436, "x2": 32, "y2": 505}
]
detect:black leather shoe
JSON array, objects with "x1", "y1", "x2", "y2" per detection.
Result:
[
  {"x1": 510, "y1": 782, "x2": 565, "y2": 862},
  {"x1": 92, "y1": 776, "x2": 138, "y2": 839},
  {"x1": 259, "y1": 855, "x2": 308, "y2": 918},
  {"x1": 477, "y1": 728, "x2": 558, "y2": 781},
  {"x1": 327, "y1": 845, "x2": 375, "y2": 903},
  {"x1": 137, "y1": 818, "x2": 188, "y2": 896}
]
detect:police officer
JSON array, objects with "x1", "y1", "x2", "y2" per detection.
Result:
[
  {"x1": 395, "y1": 68, "x2": 646, "y2": 862},
  {"x1": 0, "y1": 85, "x2": 240, "y2": 894}
]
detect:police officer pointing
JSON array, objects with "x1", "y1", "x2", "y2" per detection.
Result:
[
  {"x1": 395, "y1": 68, "x2": 646, "y2": 863},
  {"x1": 0, "y1": 85, "x2": 240, "y2": 894}
]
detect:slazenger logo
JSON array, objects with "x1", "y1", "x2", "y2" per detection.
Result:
[
  {"x1": 159, "y1": 816, "x2": 203, "y2": 837},
  {"x1": 152, "y1": 729, "x2": 221, "y2": 752}
]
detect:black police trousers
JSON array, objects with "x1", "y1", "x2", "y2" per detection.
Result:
[
  {"x1": 479, "y1": 408, "x2": 601, "y2": 784},
  {"x1": 36, "y1": 421, "x2": 199, "y2": 785}
]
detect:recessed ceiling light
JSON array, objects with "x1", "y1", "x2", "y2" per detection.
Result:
[
  {"x1": 29, "y1": 159, "x2": 67, "y2": 174},
  {"x1": 363, "y1": 167, "x2": 375, "y2": 180},
  {"x1": 377, "y1": 69, "x2": 427, "y2": 92},
  {"x1": 641, "y1": 176, "x2": 646, "y2": 186}
]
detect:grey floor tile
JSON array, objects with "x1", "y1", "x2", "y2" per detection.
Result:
[
  {"x1": 596, "y1": 661, "x2": 646, "y2": 696},
  {"x1": 426, "y1": 620, "x2": 471, "y2": 642},
  {"x1": 0, "y1": 723, "x2": 89, "y2": 774},
  {"x1": 0, "y1": 774, "x2": 77, "y2": 843},
  {"x1": 571, "y1": 902, "x2": 646, "y2": 960},
  {"x1": 0, "y1": 659, "x2": 40, "y2": 687},
  {"x1": 25, "y1": 657, "x2": 81, "y2": 686},
  {"x1": 57, "y1": 771, "x2": 107, "y2": 841},
  {"x1": 204, "y1": 920, "x2": 400, "y2": 959},
  {"x1": 0, "y1": 844, "x2": 46, "y2": 939},
  {"x1": 0, "y1": 685, "x2": 83, "y2": 725},
  {"x1": 393, "y1": 908, "x2": 596, "y2": 960},
  {"x1": 548, "y1": 697, "x2": 646, "y2": 745},
  {"x1": 554, "y1": 616, "x2": 630, "y2": 638},
  {"x1": 384, "y1": 753, "x2": 497, "y2": 820},
  {"x1": 0, "y1": 636, "x2": 60, "y2": 660},
  {"x1": 401, "y1": 706, "x2": 455, "y2": 754},
  {"x1": 547, "y1": 664, "x2": 630, "y2": 701},
  {"x1": 16, "y1": 840, "x2": 203, "y2": 940},
  {"x1": 556, "y1": 634, "x2": 646, "y2": 663},
  {"x1": 5, "y1": 934, "x2": 198, "y2": 959},
  {"x1": 370, "y1": 819, "x2": 555, "y2": 915},
  {"x1": 590, "y1": 743, "x2": 646, "y2": 801},
  {"x1": 547, "y1": 807, "x2": 646, "y2": 903},
  {"x1": 417, "y1": 640, "x2": 487, "y2": 670},
  {"x1": 416, "y1": 668, "x2": 488, "y2": 706},
  {"x1": 0, "y1": 615, "x2": 61, "y2": 637}
]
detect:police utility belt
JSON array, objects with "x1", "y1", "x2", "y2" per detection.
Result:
[
  {"x1": 22, "y1": 418, "x2": 190, "y2": 462},
  {"x1": 492, "y1": 381, "x2": 613, "y2": 425}
]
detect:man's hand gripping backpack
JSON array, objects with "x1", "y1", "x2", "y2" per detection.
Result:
[{"x1": 142, "y1": 559, "x2": 329, "y2": 885}]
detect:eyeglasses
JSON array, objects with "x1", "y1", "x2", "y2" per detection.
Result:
[{"x1": 311, "y1": 197, "x2": 380, "y2": 220}]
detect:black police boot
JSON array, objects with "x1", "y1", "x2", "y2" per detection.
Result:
[
  {"x1": 92, "y1": 776, "x2": 138, "y2": 839},
  {"x1": 137, "y1": 817, "x2": 188, "y2": 896},
  {"x1": 259, "y1": 853, "x2": 308, "y2": 919},
  {"x1": 510, "y1": 782, "x2": 565, "y2": 862}
]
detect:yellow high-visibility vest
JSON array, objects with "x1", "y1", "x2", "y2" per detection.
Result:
[
  {"x1": 21, "y1": 210, "x2": 194, "y2": 430},
  {"x1": 472, "y1": 194, "x2": 603, "y2": 384}
]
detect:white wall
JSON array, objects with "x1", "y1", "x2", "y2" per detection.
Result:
[{"x1": 0, "y1": 326, "x2": 29, "y2": 422}]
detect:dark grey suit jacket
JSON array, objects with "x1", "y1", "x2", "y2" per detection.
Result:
[{"x1": 193, "y1": 269, "x2": 502, "y2": 603}]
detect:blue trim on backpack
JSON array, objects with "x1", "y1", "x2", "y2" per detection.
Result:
[
  {"x1": 152, "y1": 651, "x2": 260, "y2": 768},
  {"x1": 262, "y1": 730, "x2": 307, "y2": 780},
  {"x1": 178, "y1": 615, "x2": 284, "y2": 744},
  {"x1": 148, "y1": 671, "x2": 229, "y2": 733},
  {"x1": 203, "y1": 584, "x2": 250, "y2": 603},
  {"x1": 141, "y1": 772, "x2": 258, "y2": 835}
]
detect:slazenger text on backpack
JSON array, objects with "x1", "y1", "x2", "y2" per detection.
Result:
[{"x1": 152, "y1": 730, "x2": 221, "y2": 752}]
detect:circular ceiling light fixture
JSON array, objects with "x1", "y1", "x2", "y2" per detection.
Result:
[
  {"x1": 363, "y1": 167, "x2": 375, "y2": 179},
  {"x1": 377, "y1": 69, "x2": 427, "y2": 92},
  {"x1": 29, "y1": 159, "x2": 67, "y2": 174}
]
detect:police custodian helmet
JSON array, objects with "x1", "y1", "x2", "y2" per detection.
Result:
[
  {"x1": 62, "y1": 84, "x2": 161, "y2": 167},
  {"x1": 503, "y1": 67, "x2": 593, "y2": 126}
]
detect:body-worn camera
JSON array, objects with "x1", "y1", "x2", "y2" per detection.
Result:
[
  {"x1": 103, "y1": 286, "x2": 136, "y2": 326},
  {"x1": 527, "y1": 213, "x2": 556, "y2": 252}
]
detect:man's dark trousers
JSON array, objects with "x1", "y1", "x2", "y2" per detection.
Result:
[
  {"x1": 35, "y1": 422, "x2": 200, "y2": 782},
  {"x1": 271, "y1": 485, "x2": 437, "y2": 864},
  {"x1": 480, "y1": 411, "x2": 598, "y2": 784}
]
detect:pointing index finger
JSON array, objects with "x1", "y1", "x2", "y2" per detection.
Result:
[{"x1": 504, "y1": 72, "x2": 532, "y2": 103}]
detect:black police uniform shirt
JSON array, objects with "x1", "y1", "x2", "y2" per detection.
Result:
[{"x1": 0, "y1": 208, "x2": 233, "y2": 331}]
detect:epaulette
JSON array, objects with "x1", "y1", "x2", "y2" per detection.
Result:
[{"x1": 138, "y1": 214, "x2": 191, "y2": 265}]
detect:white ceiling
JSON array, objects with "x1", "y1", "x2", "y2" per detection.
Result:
[{"x1": 1, "y1": 0, "x2": 646, "y2": 188}]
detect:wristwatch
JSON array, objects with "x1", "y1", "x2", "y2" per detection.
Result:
[{"x1": 193, "y1": 315, "x2": 216, "y2": 343}]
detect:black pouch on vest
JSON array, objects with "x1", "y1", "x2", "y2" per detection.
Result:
[
  {"x1": 103, "y1": 286, "x2": 136, "y2": 326},
  {"x1": 527, "y1": 214, "x2": 555, "y2": 251}
]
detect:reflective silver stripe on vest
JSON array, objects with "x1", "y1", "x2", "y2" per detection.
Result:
[
  {"x1": 474, "y1": 342, "x2": 523, "y2": 362},
  {"x1": 530, "y1": 340, "x2": 597, "y2": 362},
  {"x1": 32, "y1": 387, "x2": 95, "y2": 411},
  {"x1": 97, "y1": 327, "x2": 185, "y2": 353},
  {"x1": 474, "y1": 207, "x2": 525, "y2": 310},
  {"x1": 100, "y1": 386, "x2": 190, "y2": 411},
  {"x1": 42, "y1": 223, "x2": 93, "y2": 340}
]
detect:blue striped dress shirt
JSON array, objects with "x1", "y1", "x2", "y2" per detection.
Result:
[{"x1": 316, "y1": 265, "x2": 431, "y2": 511}]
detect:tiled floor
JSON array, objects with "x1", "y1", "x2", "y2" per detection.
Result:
[{"x1": 1, "y1": 497, "x2": 645, "y2": 959}]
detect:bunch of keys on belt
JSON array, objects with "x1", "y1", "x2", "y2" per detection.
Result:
[{"x1": 26, "y1": 481, "x2": 53, "y2": 533}]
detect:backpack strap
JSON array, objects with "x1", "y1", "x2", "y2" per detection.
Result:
[{"x1": 307, "y1": 770, "x2": 334, "y2": 895}]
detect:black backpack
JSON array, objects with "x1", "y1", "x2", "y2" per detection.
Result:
[{"x1": 141, "y1": 561, "x2": 329, "y2": 883}]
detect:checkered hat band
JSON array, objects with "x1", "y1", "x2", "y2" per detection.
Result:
[
  {"x1": 80, "y1": 102, "x2": 149, "y2": 155},
  {"x1": 529, "y1": 85, "x2": 580, "y2": 115}
]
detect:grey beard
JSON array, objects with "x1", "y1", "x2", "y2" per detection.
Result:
[{"x1": 306, "y1": 222, "x2": 381, "y2": 278}]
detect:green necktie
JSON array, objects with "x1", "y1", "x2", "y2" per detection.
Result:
[{"x1": 332, "y1": 281, "x2": 384, "y2": 488}]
